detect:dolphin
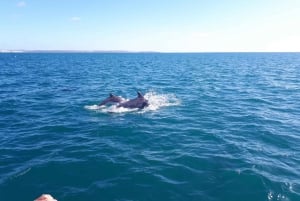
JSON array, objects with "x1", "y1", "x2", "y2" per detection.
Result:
[
  {"x1": 117, "y1": 92, "x2": 149, "y2": 109},
  {"x1": 98, "y1": 93, "x2": 124, "y2": 106}
]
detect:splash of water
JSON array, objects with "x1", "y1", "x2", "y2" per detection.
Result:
[
  {"x1": 84, "y1": 91, "x2": 180, "y2": 113},
  {"x1": 143, "y1": 91, "x2": 181, "y2": 111}
]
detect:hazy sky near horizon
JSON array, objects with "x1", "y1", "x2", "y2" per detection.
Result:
[{"x1": 1, "y1": 0, "x2": 300, "y2": 52}]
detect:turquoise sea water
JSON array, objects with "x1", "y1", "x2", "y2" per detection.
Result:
[{"x1": 1, "y1": 53, "x2": 300, "y2": 201}]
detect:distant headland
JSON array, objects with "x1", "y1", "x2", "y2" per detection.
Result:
[{"x1": 0, "y1": 50, "x2": 159, "y2": 53}]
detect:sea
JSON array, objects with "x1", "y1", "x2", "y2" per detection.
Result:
[{"x1": 0, "y1": 53, "x2": 300, "y2": 201}]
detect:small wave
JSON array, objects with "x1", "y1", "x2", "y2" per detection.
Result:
[
  {"x1": 84, "y1": 105, "x2": 104, "y2": 110},
  {"x1": 12, "y1": 167, "x2": 31, "y2": 179},
  {"x1": 103, "y1": 105, "x2": 139, "y2": 113},
  {"x1": 84, "y1": 91, "x2": 180, "y2": 114},
  {"x1": 84, "y1": 104, "x2": 138, "y2": 113}
]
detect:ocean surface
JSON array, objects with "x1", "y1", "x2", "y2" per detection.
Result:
[{"x1": 0, "y1": 53, "x2": 300, "y2": 201}]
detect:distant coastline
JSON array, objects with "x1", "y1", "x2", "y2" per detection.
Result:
[
  {"x1": 0, "y1": 50, "x2": 159, "y2": 53},
  {"x1": 1, "y1": 50, "x2": 299, "y2": 53}
]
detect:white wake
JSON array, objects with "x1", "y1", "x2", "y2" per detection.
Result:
[{"x1": 84, "y1": 91, "x2": 180, "y2": 114}]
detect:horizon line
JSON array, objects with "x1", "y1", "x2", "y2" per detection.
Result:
[{"x1": 1, "y1": 49, "x2": 300, "y2": 54}]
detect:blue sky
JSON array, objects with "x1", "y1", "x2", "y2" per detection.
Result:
[{"x1": 1, "y1": 0, "x2": 300, "y2": 52}]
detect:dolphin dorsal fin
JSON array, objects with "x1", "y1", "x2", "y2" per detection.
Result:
[{"x1": 137, "y1": 91, "x2": 143, "y2": 98}]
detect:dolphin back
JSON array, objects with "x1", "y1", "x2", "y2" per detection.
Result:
[
  {"x1": 118, "y1": 92, "x2": 149, "y2": 109},
  {"x1": 99, "y1": 93, "x2": 123, "y2": 106}
]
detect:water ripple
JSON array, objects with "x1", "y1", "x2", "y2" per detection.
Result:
[{"x1": 1, "y1": 53, "x2": 300, "y2": 201}]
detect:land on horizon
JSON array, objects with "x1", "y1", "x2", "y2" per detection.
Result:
[{"x1": 1, "y1": 50, "x2": 300, "y2": 54}]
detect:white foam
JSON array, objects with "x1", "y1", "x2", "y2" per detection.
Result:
[
  {"x1": 102, "y1": 105, "x2": 139, "y2": 113},
  {"x1": 144, "y1": 91, "x2": 181, "y2": 111},
  {"x1": 84, "y1": 91, "x2": 180, "y2": 114},
  {"x1": 84, "y1": 105, "x2": 103, "y2": 110}
]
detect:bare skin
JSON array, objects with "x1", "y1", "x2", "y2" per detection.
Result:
[
  {"x1": 98, "y1": 93, "x2": 123, "y2": 106},
  {"x1": 117, "y1": 92, "x2": 149, "y2": 109}
]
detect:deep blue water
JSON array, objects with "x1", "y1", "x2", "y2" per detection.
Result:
[{"x1": 1, "y1": 53, "x2": 300, "y2": 201}]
